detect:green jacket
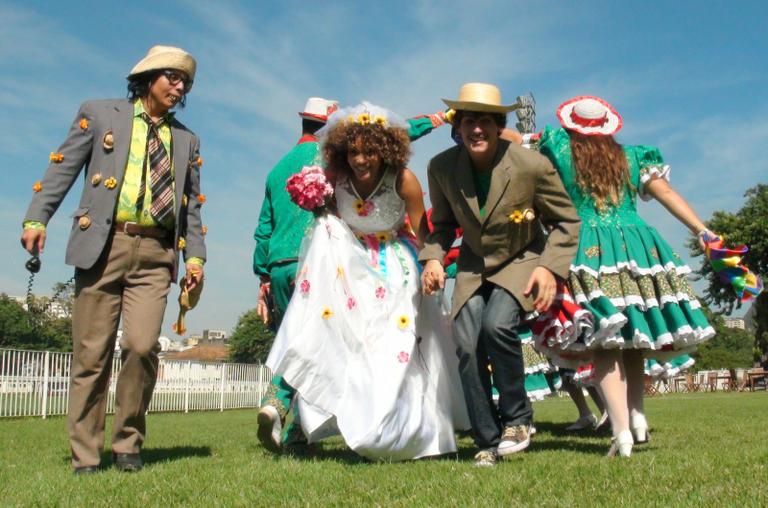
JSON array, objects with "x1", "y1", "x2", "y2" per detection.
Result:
[{"x1": 253, "y1": 138, "x2": 320, "y2": 277}]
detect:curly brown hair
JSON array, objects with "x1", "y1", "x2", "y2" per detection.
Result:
[
  {"x1": 569, "y1": 131, "x2": 632, "y2": 209},
  {"x1": 323, "y1": 121, "x2": 411, "y2": 178}
]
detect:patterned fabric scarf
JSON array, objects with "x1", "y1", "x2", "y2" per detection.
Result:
[{"x1": 138, "y1": 113, "x2": 174, "y2": 223}]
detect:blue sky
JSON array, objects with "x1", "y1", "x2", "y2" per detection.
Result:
[{"x1": 1, "y1": 0, "x2": 765, "y2": 338}]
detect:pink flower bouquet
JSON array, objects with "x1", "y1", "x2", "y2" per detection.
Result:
[{"x1": 285, "y1": 165, "x2": 334, "y2": 212}]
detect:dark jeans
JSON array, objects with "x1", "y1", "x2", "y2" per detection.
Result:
[{"x1": 453, "y1": 282, "x2": 532, "y2": 448}]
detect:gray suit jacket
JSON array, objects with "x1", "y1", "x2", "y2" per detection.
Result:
[
  {"x1": 24, "y1": 99, "x2": 206, "y2": 281},
  {"x1": 419, "y1": 140, "x2": 580, "y2": 317}
]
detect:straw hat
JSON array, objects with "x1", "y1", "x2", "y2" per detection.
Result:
[
  {"x1": 557, "y1": 96, "x2": 622, "y2": 136},
  {"x1": 127, "y1": 45, "x2": 196, "y2": 81},
  {"x1": 299, "y1": 97, "x2": 339, "y2": 123},
  {"x1": 442, "y1": 83, "x2": 518, "y2": 113}
]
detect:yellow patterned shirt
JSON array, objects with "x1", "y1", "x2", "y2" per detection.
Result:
[{"x1": 114, "y1": 100, "x2": 175, "y2": 228}]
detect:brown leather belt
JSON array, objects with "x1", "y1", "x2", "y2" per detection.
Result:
[{"x1": 114, "y1": 221, "x2": 171, "y2": 239}]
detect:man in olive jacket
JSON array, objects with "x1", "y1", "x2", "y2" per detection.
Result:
[{"x1": 420, "y1": 83, "x2": 580, "y2": 466}]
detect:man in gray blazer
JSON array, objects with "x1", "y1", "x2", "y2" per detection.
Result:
[
  {"x1": 20, "y1": 45, "x2": 206, "y2": 474},
  {"x1": 420, "y1": 83, "x2": 580, "y2": 467}
]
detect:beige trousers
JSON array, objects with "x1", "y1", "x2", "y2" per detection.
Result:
[{"x1": 68, "y1": 231, "x2": 174, "y2": 468}]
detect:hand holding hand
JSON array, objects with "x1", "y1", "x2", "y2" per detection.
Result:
[
  {"x1": 421, "y1": 259, "x2": 446, "y2": 295},
  {"x1": 524, "y1": 266, "x2": 556, "y2": 313}
]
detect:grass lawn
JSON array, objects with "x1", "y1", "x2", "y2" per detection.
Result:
[{"x1": 1, "y1": 392, "x2": 766, "y2": 507}]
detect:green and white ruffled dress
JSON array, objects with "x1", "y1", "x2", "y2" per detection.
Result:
[{"x1": 538, "y1": 127, "x2": 715, "y2": 358}]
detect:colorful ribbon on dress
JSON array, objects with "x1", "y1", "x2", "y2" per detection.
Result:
[{"x1": 704, "y1": 234, "x2": 763, "y2": 302}]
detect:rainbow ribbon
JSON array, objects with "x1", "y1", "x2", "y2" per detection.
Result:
[{"x1": 704, "y1": 234, "x2": 763, "y2": 302}]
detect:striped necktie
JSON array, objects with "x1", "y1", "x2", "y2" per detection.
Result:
[{"x1": 138, "y1": 113, "x2": 174, "y2": 223}]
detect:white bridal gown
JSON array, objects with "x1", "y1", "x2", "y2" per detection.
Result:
[{"x1": 266, "y1": 170, "x2": 468, "y2": 461}]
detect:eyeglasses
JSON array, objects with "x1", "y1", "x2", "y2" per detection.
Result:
[{"x1": 162, "y1": 70, "x2": 193, "y2": 92}]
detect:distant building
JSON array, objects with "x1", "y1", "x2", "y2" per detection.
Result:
[
  {"x1": 204, "y1": 329, "x2": 228, "y2": 341},
  {"x1": 9, "y1": 295, "x2": 69, "y2": 319},
  {"x1": 724, "y1": 318, "x2": 746, "y2": 330},
  {"x1": 162, "y1": 344, "x2": 229, "y2": 363},
  {"x1": 115, "y1": 330, "x2": 171, "y2": 352}
]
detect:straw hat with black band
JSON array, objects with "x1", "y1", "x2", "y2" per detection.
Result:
[
  {"x1": 127, "y1": 45, "x2": 196, "y2": 82},
  {"x1": 442, "y1": 82, "x2": 519, "y2": 113}
]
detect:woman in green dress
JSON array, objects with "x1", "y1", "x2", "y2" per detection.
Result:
[{"x1": 532, "y1": 96, "x2": 717, "y2": 457}]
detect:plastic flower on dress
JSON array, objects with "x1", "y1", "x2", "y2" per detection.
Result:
[
  {"x1": 49, "y1": 152, "x2": 64, "y2": 163},
  {"x1": 32, "y1": 181, "x2": 42, "y2": 193},
  {"x1": 321, "y1": 307, "x2": 333, "y2": 319},
  {"x1": 347, "y1": 297, "x2": 356, "y2": 310},
  {"x1": 397, "y1": 351, "x2": 410, "y2": 363},
  {"x1": 354, "y1": 199, "x2": 374, "y2": 216},
  {"x1": 79, "y1": 118, "x2": 89, "y2": 130},
  {"x1": 397, "y1": 315, "x2": 410, "y2": 330},
  {"x1": 375, "y1": 286, "x2": 386, "y2": 299},
  {"x1": 285, "y1": 165, "x2": 334, "y2": 212},
  {"x1": 104, "y1": 177, "x2": 117, "y2": 189},
  {"x1": 299, "y1": 279, "x2": 310, "y2": 293}
]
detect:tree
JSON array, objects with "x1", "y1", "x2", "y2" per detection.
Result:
[
  {"x1": 0, "y1": 294, "x2": 71, "y2": 351},
  {"x1": 692, "y1": 307, "x2": 755, "y2": 370},
  {"x1": 228, "y1": 308, "x2": 276, "y2": 364},
  {"x1": 689, "y1": 183, "x2": 768, "y2": 356}
]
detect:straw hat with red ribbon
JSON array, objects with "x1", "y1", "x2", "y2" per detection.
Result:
[{"x1": 557, "y1": 96, "x2": 622, "y2": 136}]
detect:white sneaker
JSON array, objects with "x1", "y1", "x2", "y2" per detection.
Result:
[
  {"x1": 474, "y1": 449, "x2": 498, "y2": 467},
  {"x1": 566, "y1": 414, "x2": 597, "y2": 431},
  {"x1": 497, "y1": 425, "x2": 531, "y2": 457},
  {"x1": 257, "y1": 405, "x2": 282, "y2": 454}
]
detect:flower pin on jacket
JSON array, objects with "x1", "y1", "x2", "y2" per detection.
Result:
[
  {"x1": 49, "y1": 152, "x2": 64, "y2": 163},
  {"x1": 79, "y1": 118, "x2": 89, "y2": 130},
  {"x1": 509, "y1": 208, "x2": 536, "y2": 224},
  {"x1": 32, "y1": 181, "x2": 42, "y2": 193},
  {"x1": 102, "y1": 131, "x2": 114, "y2": 151},
  {"x1": 104, "y1": 177, "x2": 117, "y2": 189}
]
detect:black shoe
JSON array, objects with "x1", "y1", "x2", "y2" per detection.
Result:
[
  {"x1": 112, "y1": 452, "x2": 143, "y2": 472},
  {"x1": 73, "y1": 466, "x2": 99, "y2": 475}
]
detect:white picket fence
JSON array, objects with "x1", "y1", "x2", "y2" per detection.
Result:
[{"x1": 0, "y1": 348, "x2": 272, "y2": 418}]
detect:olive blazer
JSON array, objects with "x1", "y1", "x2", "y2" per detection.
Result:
[{"x1": 419, "y1": 139, "x2": 580, "y2": 317}]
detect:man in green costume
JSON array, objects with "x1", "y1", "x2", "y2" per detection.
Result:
[{"x1": 254, "y1": 99, "x2": 451, "y2": 454}]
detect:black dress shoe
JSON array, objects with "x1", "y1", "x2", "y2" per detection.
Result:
[
  {"x1": 73, "y1": 466, "x2": 99, "y2": 475},
  {"x1": 112, "y1": 452, "x2": 143, "y2": 472}
]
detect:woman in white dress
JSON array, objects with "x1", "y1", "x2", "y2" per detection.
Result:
[{"x1": 266, "y1": 102, "x2": 468, "y2": 461}]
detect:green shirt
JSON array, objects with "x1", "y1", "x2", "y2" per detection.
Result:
[
  {"x1": 114, "y1": 100, "x2": 175, "y2": 228},
  {"x1": 472, "y1": 169, "x2": 493, "y2": 218}
]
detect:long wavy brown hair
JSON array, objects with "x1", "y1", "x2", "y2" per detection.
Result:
[
  {"x1": 323, "y1": 122, "x2": 411, "y2": 178},
  {"x1": 569, "y1": 131, "x2": 631, "y2": 209}
]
